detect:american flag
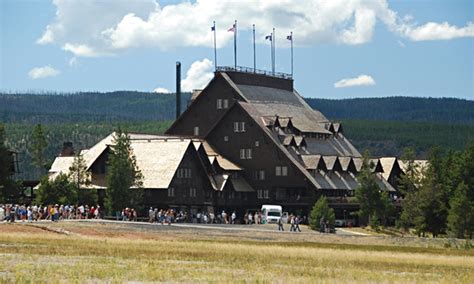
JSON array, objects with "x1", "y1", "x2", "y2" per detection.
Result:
[
  {"x1": 227, "y1": 24, "x2": 235, "y2": 32},
  {"x1": 265, "y1": 34, "x2": 272, "y2": 41},
  {"x1": 286, "y1": 34, "x2": 292, "y2": 40}
]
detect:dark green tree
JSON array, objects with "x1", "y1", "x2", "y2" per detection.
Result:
[
  {"x1": 30, "y1": 124, "x2": 48, "y2": 175},
  {"x1": 105, "y1": 129, "x2": 143, "y2": 215},
  {"x1": 68, "y1": 152, "x2": 96, "y2": 204},
  {"x1": 397, "y1": 147, "x2": 422, "y2": 231},
  {"x1": 0, "y1": 123, "x2": 22, "y2": 203},
  {"x1": 355, "y1": 151, "x2": 383, "y2": 227},
  {"x1": 447, "y1": 182, "x2": 471, "y2": 238},
  {"x1": 309, "y1": 196, "x2": 335, "y2": 231},
  {"x1": 35, "y1": 173, "x2": 77, "y2": 205},
  {"x1": 413, "y1": 148, "x2": 448, "y2": 237}
]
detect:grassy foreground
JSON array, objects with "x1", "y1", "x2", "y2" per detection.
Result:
[{"x1": 0, "y1": 222, "x2": 473, "y2": 283}]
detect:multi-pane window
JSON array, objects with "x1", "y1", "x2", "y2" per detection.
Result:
[
  {"x1": 193, "y1": 126, "x2": 199, "y2": 136},
  {"x1": 233, "y1": 121, "x2": 246, "y2": 132},
  {"x1": 189, "y1": 187, "x2": 197, "y2": 198},
  {"x1": 275, "y1": 166, "x2": 288, "y2": 176},
  {"x1": 217, "y1": 99, "x2": 223, "y2": 109},
  {"x1": 177, "y1": 168, "x2": 192, "y2": 178},
  {"x1": 255, "y1": 140, "x2": 260, "y2": 147},
  {"x1": 257, "y1": 189, "x2": 269, "y2": 199},
  {"x1": 223, "y1": 99, "x2": 229, "y2": 109},
  {"x1": 167, "y1": 187, "x2": 175, "y2": 197},
  {"x1": 255, "y1": 170, "x2": 265, "y2": 180},
  {"x1": 224, "y1": 136, "x2": 229, "y2": 142},
  {"x1": 240, "y1": 148, "x2": 252, "y2": 160}
]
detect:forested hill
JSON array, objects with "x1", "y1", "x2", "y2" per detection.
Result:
[
  {"x1": 1, "y1": 92, "x2": 473, "y2": 124},
  {"x1": 0, "y1": 91, "x2": 192, "y2": 124},
  {"x1": 306, "y1": 97, "x2": 474, "y2": 124}
]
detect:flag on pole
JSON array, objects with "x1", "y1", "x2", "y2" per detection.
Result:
[
  {"x1": 265, "y1": 34, "x2": 272, "y2": 41},
  {"x1": 211, "y1": 24, "x2": 215, "y2": 31},
  {"x1": 286, "y1": 34, "x2": 292, "y2": 40},
  {"x1": 227, "y1": 24, "x2": 236, "y2": 32}
]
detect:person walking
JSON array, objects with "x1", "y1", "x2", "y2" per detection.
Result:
[
  {"x1": 248, "y1": 212, "x2": 253, "y2": 225},
  {"x1": 277, "y1": 216, "x2": 284, "y2": 231},
  {"x1": 295, "y1": 216, "x2": 301, "y2": 232},
  {"x1": 290, "y1": 215, "x2": 295, "y2": 232}
]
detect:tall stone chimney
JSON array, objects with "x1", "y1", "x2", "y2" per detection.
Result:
[
  {"x1": 176, "y1": 61, "x2": 181, "y2": 120},
  {"x1": 60, "y1": 142, "x2": 75, "y2": 157}
]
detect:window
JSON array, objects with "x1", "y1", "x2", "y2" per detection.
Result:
[
  {"x1": 240, "y1": 149, "x2": 246, "y2": 159},
  {"x1": 240, "y1": 148, "x2": 252, "y2": 160},
  {"x1": 282, "y1": 166, "x2": 288, "y2": 176},
  {"x1": 246, "y1": 148, "x2": 252, "y2": 159},
  {"x1": 257, "y1": 189, "x2": 269, "y2": 199},
  {"x1": 234, "y1": 121, "x2": 246, "y2": 132},
  {"x1": 193, "y1": 126, "x2": 199, "y2": 136},
  {"x1": 177, "y1": 168, "x2": 192, "y2": 179},
  {"x1": 189, "y1": 187, "x2": 197, "y2": 198},
  {"x1": 276, "y1": 188, "x2": 286, "y2": 200},
  {"x1": 224, "y1": 136, "x2": 229, "y2": 142},
  {"x1": 275, "y1": 166, "x2": 282, "y2": 176},
  {"x1": 223, "y1": 99, "x2": 229, "y2": 109},
  {"x1": 255, "y1": 170, "x2": 265, "y2": 180},
  {"x1": 228, "y1": 191, "x2": 235, "y2": 199},
  {"x1": 217, "y1": 99, "x2": 222, "y2": 109},
  {"x1": 167, "y1": 187, "x2": 175, "y2": 197},
  {"x1": 255, "y1": 140, "x2": 260, "y2": 147}
]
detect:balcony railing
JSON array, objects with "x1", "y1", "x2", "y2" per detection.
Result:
[{"x1": 216, "y1": 65, "x2": 292, "y2": 80}]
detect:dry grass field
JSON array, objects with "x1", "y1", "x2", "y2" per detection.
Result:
[{"x1": 0, "y1": 221, "x2": 473, "y2": 283}]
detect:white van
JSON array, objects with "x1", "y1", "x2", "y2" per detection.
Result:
[{"x1": 261, "y1": 205, "x2": 283, "y2": 224}]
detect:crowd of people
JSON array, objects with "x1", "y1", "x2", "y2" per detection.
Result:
[
  {"x1": 2, "y1": 204, "x2": 310, "y2": 233},
  {"x1": 0, "y1": 204, "x2": 102, "y2": 222}
]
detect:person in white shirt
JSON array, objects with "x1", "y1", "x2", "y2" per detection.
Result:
[{"x1": 231, "y1": 211, "x2": 236, "y2": 224}]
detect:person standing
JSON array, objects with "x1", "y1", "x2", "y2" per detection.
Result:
[
  {"x1": 320, "y1": 217, "x2": 325, "y2": 233},
  {"x1": 277, "y1": 216, "x2": 284, "y2": 231},
  {"x1": 248, "y1": 212, "x2": 253, "y2": 225},
  {"x1": 231, "y1": 211, "x2": 236, "y2": 224}
]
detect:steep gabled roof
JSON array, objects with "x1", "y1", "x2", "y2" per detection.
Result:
[{"x1": 379, "y1": 157, "x2": 398, "y2": 181}]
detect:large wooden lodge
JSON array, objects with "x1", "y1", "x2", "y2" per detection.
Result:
[{"x1": 47, "y1": 67, "x2": 418, "y2": 221}]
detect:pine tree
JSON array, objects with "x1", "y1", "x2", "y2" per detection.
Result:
[
  {"x1": 397, "y1": 147, "x2": 421, "y2": 231},
  {"x1": 355, "y1": 151, "x2": 382, "y2": 227},
  {"x1": 447, "y1": 182, "x2": 471, "y2": 238},
  {"x1": 0, "y1": 123, "x2": 21, "y2": 203},
  {"x1": 105, "y1": 129, "x2": 143, "y2": 215},
  {"x1": 309, "y1": 196, "x2": 335, "y2": 231},
  {"x1": 35, "y1": 173, "x2": 77, "y2": 205},
  {"x1": 30, "y1": 124, "x2": 48, "y2": 175},
  {"x1": 68, "y1": 152, "x2": 96, "y2": 204}
]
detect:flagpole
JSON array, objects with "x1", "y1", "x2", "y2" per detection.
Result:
[
  {"x1": 272, "y1": 27, "x2": 275, "y2": 75},
  {"x1": 213, "y1": 21, "x2": 217, "y2": 71},
  {"x1": 253, "y1": 24, "x2": 256, "y2": 72},
  {"x1": 290, "y1": 31, "x2": 293, "y2": 77},
  {"x1": 234, "y1": 20, "x2": 237, "y2": 69}
]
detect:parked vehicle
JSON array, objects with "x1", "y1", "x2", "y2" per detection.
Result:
[{"x1": 261, "y1": 205, "x2": 282, "y2": 224}]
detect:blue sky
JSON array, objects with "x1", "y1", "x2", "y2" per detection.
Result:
[{"x1": 0, "y1": 0, "x2": 473, "y2": 99}]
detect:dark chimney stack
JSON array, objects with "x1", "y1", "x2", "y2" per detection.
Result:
[
  {"x1": 60, "y1": 142, "x2": 75, "y2": 157},
  {"x1": 176, "y1": 61, "x2": 181, "y2": 120}
]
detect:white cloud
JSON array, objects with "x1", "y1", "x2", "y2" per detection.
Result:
[
  {"x1": 37, "y1": 0, "x2": 474, "y2": 57},
  {"x1": 182, "y1": 58, "x2": 214, "y2": 92},
  {"x1": 153, "y1": 87, "x2": 170, "y2": 93},
  {"x1": 28, "y1": 65, "x2": 61, "y2": 79},
  {"x1": 334, "y1": 75, "x2": 375, "y2": 88},
  {"x1": 399, "y1": 21, "x2": 474, "y2": 41}
]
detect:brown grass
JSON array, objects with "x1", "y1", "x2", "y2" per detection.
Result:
[{"x1": 0, "y1": 221, "x2": 473, "y2": 283}]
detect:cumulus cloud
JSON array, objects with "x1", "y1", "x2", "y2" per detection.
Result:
[
  {"x1": 334, "y1": 75, "x2": 375, "y2": 88},
  {"x1": 37, "y1": 0, "x2": 474, "y2": 57},
  {"x1": 153, "y1": 87, "x2": 170, "y2": 93},
  {"x1": 28, "y1": 66, "x2": 60, "y2": 79},
  {"x1": 182, "y1": 58, "x2": 214, "y2": 92}
]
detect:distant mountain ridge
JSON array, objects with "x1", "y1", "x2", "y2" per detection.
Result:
[
  {"x1": 1, "y1": 92, "x2": 472, "y2": 124},
  {"x1": 306, "y1": 96, "x2": 474, "y2": 125}
]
